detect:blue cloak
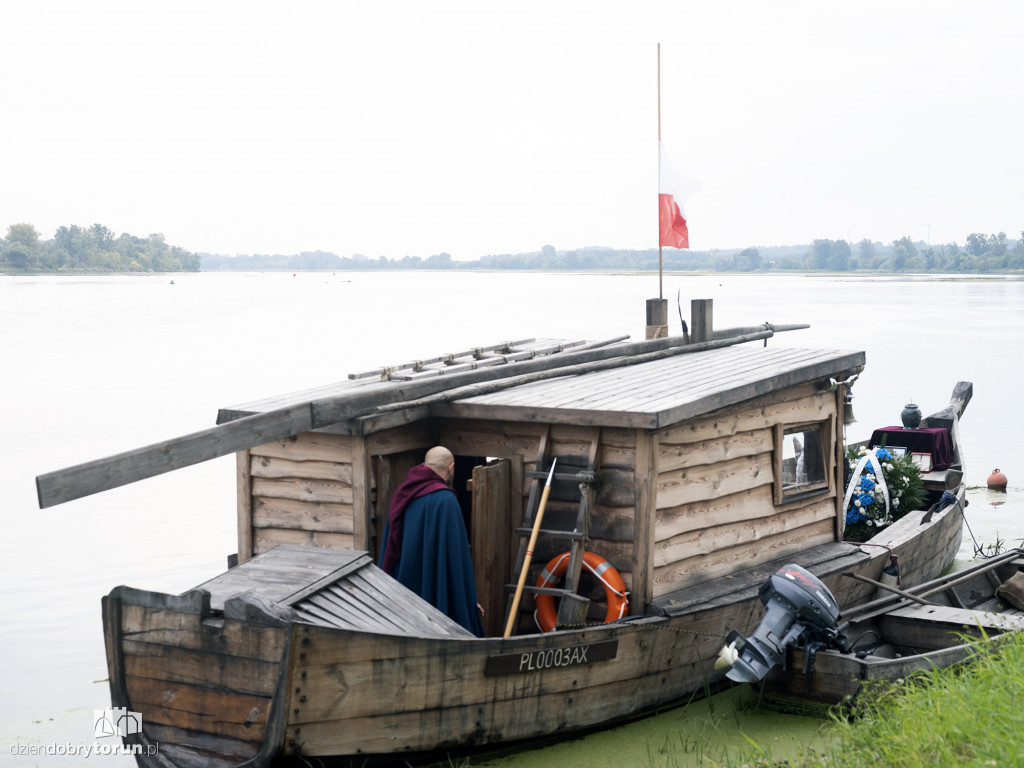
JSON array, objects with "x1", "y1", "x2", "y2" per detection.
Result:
[{"x1": 381, "y1": 489, "x2": 485, "y2": 637}]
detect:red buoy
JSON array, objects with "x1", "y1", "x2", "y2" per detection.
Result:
[{"x1": 987, "y1": 468, "x2": 1008, "y2": 491}]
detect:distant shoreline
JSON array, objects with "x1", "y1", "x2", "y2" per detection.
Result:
[{"x1": 4, "y1": 268, "x2": 1022, "y2": 280}]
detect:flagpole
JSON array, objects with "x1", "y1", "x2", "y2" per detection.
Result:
[
  {"x1": 657, "y1": 42, "x2": 663, "y2": 301},
  {"x1": 646, "y1": 43, "x2": 668, "y2": 340}
]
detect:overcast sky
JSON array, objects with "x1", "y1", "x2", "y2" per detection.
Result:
[{"x1": 4, "y1": 1, "x2": 1023, "y2": 259}]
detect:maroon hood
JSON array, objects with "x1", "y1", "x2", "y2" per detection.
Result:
[{"x1": 380, "y1": 463, "x2": 452, "y2": 573}]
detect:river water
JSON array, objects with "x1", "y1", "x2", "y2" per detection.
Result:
[{"x1": 1, "y1": 271, "x2": 1021, "y2": 767}]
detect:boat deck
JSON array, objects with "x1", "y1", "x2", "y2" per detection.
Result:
[
  {"x1": 193, "y1": 545, "x2": 475, "y2": 638},
  {"x1": 650, "y1": 541, "x2": 868, "y2": 617}
]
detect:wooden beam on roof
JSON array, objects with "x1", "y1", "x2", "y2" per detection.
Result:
[
  {"x1": 379, "y1": 327, "x2": 821, "y2": 419},
  {"x1": 36, "y1": 404, "x2": 313, "y2": 509},
  {"x1": 35, "y1": 324, "x2": 810, "y2": 508},
  {"x1": 312, "y1": 326, "x2": 809, "y2": 425}
]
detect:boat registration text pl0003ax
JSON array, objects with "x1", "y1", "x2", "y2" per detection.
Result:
[{"x1": 485, "y1": 639, "x2": 619, "y2": 676}]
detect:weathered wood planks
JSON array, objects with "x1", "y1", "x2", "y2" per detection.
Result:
[
  {"x1": 252, "y1": 498, "x2": 353, "y2": 533},
  {"x1": 242, "y1": 433, "x2": 357, "y2": 558},
  {"x1": 105, "y1": 585, "x2": 292, "y2": 768},
  {"x1": 290, "y1": 566, "x2": 473, "y2": 637},
  {"x1": 98, "y1": 477, "x2": 965, "y2": 765},
  {"x1": 654, "y1": 499, "x2": 837, "y2": 569},
  {"x1": 652, "y1": 519, "x2": 837, "y2": 595},
  {"x1": 648, "y1": 385, "x2": 840, "y2": 599},
  {"x1": 472, "y1": 459, "x2": 512, "y2": 636},
  {"x1": 193, "y1": 545, "x2": 367, "y2": 609},
  {"x1": 37, "y1": 403, "x2": 314, "y2": 508},
  {"x1": 282, "y1": 623, "x2": 682, "y2": 755}
]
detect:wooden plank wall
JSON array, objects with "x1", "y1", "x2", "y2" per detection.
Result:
[
  {"x1": 236, "y1": 385, "x2": 838, "y2": 619},
  {"x1": 242, "y1": 433, "x2": 358, "y2": 558},
  {"x1": 650, "y1": 383, "x2": 839, "y2": 599},
  {"x1": 240, "y1": 422, "x2": 437, "y2": 562}
]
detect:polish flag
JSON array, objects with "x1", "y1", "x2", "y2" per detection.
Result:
[{"x1": 659, "y1": 142, "x2": 702, "y2": 249}]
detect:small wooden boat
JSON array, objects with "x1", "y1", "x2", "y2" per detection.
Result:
[
  {"x1": 36, "y1": 300, "x2": 974, "y2": 766},
  {"x1": 762, "y1": 549, "x2": 1024, "y2": 708}
]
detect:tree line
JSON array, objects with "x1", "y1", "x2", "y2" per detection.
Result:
[
  {"x1": 4, "y1": 221, "x2": 1022, "y2": 274},
  {"x1": 202, "y1": 233, "x2": 1024, "y2": 273},
  {"x1": 1, "y1": 223, "x2": 200, "y2": 273}
]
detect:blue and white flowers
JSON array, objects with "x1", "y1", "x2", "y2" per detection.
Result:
[{"x1": 843, "y1": 446, "x2": 926, "y2": 540}]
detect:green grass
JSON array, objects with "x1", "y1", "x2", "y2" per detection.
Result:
[{"x1": 726, "y1": 630, "x2": 1024, "y2": 768}]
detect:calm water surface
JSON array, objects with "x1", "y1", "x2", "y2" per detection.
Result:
[{"x1": 1, "y1": 272, "x2": 1021, "y2": 767}]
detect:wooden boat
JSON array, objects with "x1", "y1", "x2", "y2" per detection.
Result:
[
  {"x1": 763, "y1": 549, "x2": 1024, "y2": 708},
  {"x1": 36, "y1": 300, "x2": 973, "y2": 766}
]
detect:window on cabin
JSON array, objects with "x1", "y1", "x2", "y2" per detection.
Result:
[{"x1": 776, "y1": 421, "x2": 829, "y2": 502}]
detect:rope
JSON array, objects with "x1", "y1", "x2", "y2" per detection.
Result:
[
  {"x1": 547, "y1": 617, "x2": 729, "y2": 641},
  {"x1": 940, "y1": 489, "x2": 986, "y2": 557},
  {"x1": 534, "y1": 553, "x2": 630, "y2": 631}
]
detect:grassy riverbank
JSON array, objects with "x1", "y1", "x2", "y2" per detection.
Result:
[{"x1": 731, "y1": 630, "x2": 1024, "y2": 768}]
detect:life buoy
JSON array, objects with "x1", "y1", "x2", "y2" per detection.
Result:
[{"x1": 534, "y1": 551, "x2": 628, "y2": 633}]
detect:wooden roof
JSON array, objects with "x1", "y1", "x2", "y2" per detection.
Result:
[
  {"x1": 436, "y1": 345, "x2": 864, "y2": 429},
  {"x1": 222, "y1": 340, "x2": 865, "y2": 432}
]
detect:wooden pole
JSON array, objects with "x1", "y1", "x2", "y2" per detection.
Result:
[
  {"x1": 645, "y1": 297, "x2": 668, "y2": 339},
  {"x1": 842, "y1": 572, "x2": 940, "y2": 606},
  {"x1": 503, "y1": 459, "x2": 557, "y2": 638},
  {"x1": 657, "y1": 43, "x2": 663, "y2": 301},
  {"x1": 690, "y1": 298, "x2": 713, "y2": 344}
]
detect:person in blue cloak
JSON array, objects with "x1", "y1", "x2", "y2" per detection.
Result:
[{"x1": 380, "y1": 446, "x2": 485, "y2": 637}]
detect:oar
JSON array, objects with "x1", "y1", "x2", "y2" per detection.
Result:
[
  {"x1": 841, "y1": 548, "x2": 1023, "y2": 622},
  {"x1": 504, "y1": 458, "x2": 557, "y2": 638},
  {"x1": 842, "y1": 572, "x2": 940, "y2": 606}
]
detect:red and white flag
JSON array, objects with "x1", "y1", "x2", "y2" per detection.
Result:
[{"x1": 658, "y1": 142, "x2": 702, "y2": 249}]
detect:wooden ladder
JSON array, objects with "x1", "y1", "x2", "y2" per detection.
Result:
[{"x1": 504, "y1": 427, "x2": 601, "y2": 632}]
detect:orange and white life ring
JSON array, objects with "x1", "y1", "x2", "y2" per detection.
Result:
[{"x1": 534, "y1": 551, "x2": 628, "y2": 633}]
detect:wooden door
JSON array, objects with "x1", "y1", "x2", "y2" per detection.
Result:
[
  {"x1": 372, "y1": 449, "x2": 425, "y2": 561},
  {"x1": 471, "y1": 458, "x2": 511, "y2": 637}
]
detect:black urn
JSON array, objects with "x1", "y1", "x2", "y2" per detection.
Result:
[{"x1": 900, "y1": 402, "x2": 922, "y2": 429}]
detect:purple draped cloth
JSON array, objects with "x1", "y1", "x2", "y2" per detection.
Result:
[
  {"x1": 869, "y1": 426, "x2": 954, "y2": 471},
  {"x1": 380, "y1": 464, "x2": 450, "y2": 574}
]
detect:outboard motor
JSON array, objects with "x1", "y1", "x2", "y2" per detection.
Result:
[{"x1": 716, "y1": 564, "x2": 844, "y2": 683}]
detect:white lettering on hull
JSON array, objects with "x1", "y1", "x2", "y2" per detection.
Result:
[{"x1": 484, "y1": 639, "x2": 618, "y2": 676}]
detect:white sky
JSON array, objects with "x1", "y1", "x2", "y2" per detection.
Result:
[{"x1": 3, "y1": 1, "x2": 1023, "y2": 259}]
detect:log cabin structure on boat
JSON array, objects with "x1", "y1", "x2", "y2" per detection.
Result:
[{"x1": 37, "y1": 299, "x2": 971, "y2": 766}]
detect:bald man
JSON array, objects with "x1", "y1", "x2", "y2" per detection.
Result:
[{"x1": 380, "y1": 447, "x2": 484, "y2": 636}]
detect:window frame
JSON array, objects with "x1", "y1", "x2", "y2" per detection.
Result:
[{"x1": 773, "y1": 418, "x2": 834, "y2": 505}]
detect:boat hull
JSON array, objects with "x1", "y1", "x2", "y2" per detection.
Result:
[
  {"x1": 102, "y1": 488, "x2": 963, "y2": 766},
  {"x1": 282, "y1": 497, "x2": 965, "y2": 759}
]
